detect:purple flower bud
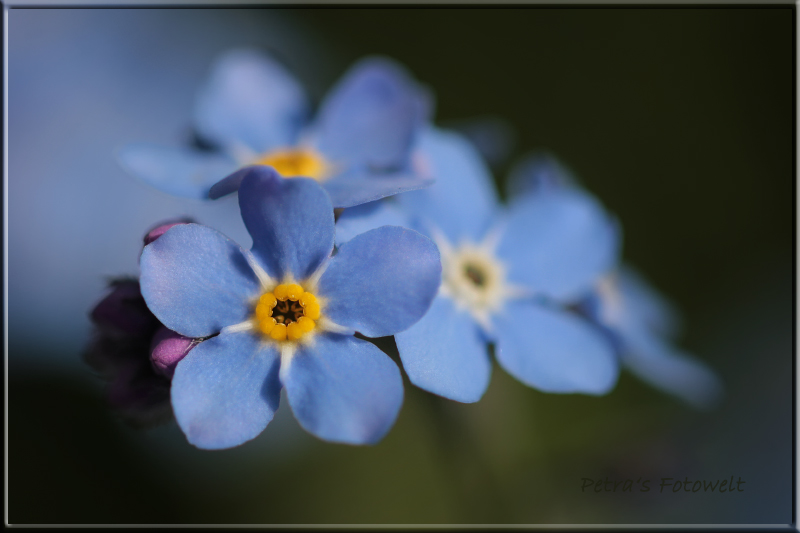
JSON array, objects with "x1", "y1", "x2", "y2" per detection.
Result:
[
  {"x1": 150, "y1": 326, "x2": 196, "y2": 379},
  {"x1": 89, "y1": 280, "x2": 159, "y2": 337},
  {"x1": 143, "y1": 218, "x2": 194, "y2": 246},
  {"x1": 106, "y1": 360, "x2": 172, "y2": 428},
  {"x1": 86, "y1": 278, "x2": 178, "y2": 428}
]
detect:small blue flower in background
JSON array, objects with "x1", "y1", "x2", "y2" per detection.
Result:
[
  {"x1": 505, "y1": 151, "x2": 581, "y2": 197},
  {"x1": 120, "y1": 49, "x2": 433, "y2": 208},
  {"x1": 139, "y1": 167, "x2": 441, "y2": 449},
  {"x1": 510, "y1": 153, "x2": 723, "y2": 409},
  {"x1": 446, "y1": 115, "x2": 516, "y2": 171},
  {"x1": 338, "y1": 128, "x2": 620, "y2": 403}
]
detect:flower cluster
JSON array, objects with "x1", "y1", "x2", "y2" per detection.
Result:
[{"x1": 89, "y1": 49, "x2": 721, "y2": 449}]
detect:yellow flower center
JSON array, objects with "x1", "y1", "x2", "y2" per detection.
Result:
[
  {"x1": 254, "y1": 283, "x2": 321, "y2": 342},
  {"x1": 254, "y1": 148, "x2": 329, "y2": 182}
]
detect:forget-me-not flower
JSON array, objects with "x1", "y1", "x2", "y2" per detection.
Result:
[
  {"x1": 139, "y1": 166, "x2": 441, "y2": 449},
  {"x1": 510, "y1": 153, "x2": 723, "y2": 409},
  {"x1": 337, "y1": 128, "x2": 620, "y2": 402},
  {"x1": 120, "y1": 49, "x2": 433, "y2": 208}
]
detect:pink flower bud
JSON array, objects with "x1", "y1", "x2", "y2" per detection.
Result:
[
  {"x1": 143, "y1": 218, "x2": 194, "y2": 246},
  {"x1": 150, "y1": 326, "x2": 197, "y2": 379}
]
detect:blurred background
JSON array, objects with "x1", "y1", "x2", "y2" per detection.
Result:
[{"x1": 8, "y1": 7, "x2": 793, "y2": 525}]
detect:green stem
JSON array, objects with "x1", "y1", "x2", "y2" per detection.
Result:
[{"x1": 421, "y1": 391, "x2": 510, "y2": 523}]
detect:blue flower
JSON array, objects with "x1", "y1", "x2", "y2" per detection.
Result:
[
  {"x1": 139, "y1": 166, "x2": 441, "y2": 449},
  {"x1": 511, "y1": 153, "x2": 723, "y2": 409},
  {"x1": 588, "y1": 265, "x2": 722, "y2": 408},
  {"x1": 338, "y1": 129, "x2": 620, "y2": 402},
  {"x1": 119, "y1": 49, "x2": 433, "y2": 208}
]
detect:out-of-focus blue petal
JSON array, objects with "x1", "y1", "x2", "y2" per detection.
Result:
[
  {"x1": 238, "y1": 167, "x2": 334, "y2": 281},
  {"x1": 140, "y1": 224, "x2": 260, "y2": 338},
  {"x1": 448, "y1": 115, "x2": 516, "y2": 169},
  {"x1": 497, "y1": 187, "x2": 620, "y2": 303},
  {"x1": 207, "y1": 165, "x2": 253, "y2": 200},
  {"x1": 318, "y1": 226, "x2": 441, "y2": 338},
  {"x1": 395, "y1": 295, "x2": 491, "y2": 403},
  {"x1": 506, "y1": 151, "x2": 580, "y2": 200},
  {"x1": 171, "y1": 331, "x2": 281, "y2": 450},
  {"x1": 282, "y1": 333, "x2": 403, "y2": 445},
  {"x1": 396, "y1": 127, "x2": 499, "y2": 243},
  {"x1": 313, "y1": 57, "x2": 423, "y2": 170},
  {"x1": 414, "y1": 83, "x2": 436, "y2": 128},
  {"x1": 324, "y1": 172, "x2": 434, "y2": 209},
  {"x1": 209, "y1": 167, "x2": 434, "y2": 207},
  {"x1": 194, "y1": 49, "x2": 308, "y2": 153},
  {"x1": 615, "y1": 265, "x2": 682, "y2": 340},
  {"x1": 494, "y1": 300, "x2": 619, "y2": 395},
  {"x1": 118, "y1": 143, "x2": 237, "y2": 200},
  {"x1": 623, "y1": 330, "x2": 723, "y2": 410},
  {"x1": 335, "y1": 200, "x2": 412, "y2": 245}
]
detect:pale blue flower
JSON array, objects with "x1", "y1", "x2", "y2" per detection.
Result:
[
  {"x1": 120, "y1": 50, "x2": 433, "y2": 207},
  {"x1": 511, "y1": 153, "x2": 723, "y2": 409},
  {"x1": 338, "y1": 129, "x2": 620, "y2": 402}
]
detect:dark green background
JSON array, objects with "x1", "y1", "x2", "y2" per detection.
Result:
[{"x1": 9, "y1": 7, "x2": 793, "y2": 524}]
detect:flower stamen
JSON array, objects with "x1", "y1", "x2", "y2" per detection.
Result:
[
  {"x1": 439, "y1": 239, "x2": 515, "y2": 332},
  {"x1": 254, "y1": 148, "x2": 330, "y2": 182},
  {"x1": 464, "y1": 264, "x2": 486, "y2": 287},
  {"x1": 254, "y1": 283, "x2": 319, "y2": 342}
]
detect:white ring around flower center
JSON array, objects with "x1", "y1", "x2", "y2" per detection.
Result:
[
  {"x1": 433, "y1": 230, "x2": 519, "y2": 332},
  {"x1": 444, "y1": 244, "x2": 506, "y2": 312}
]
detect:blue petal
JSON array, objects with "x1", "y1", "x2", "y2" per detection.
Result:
[
  {"x1": 318, "y1": 226, "x2": 441, "y2": 338},
  {"x1": 395, "y1": 295, "x2": 491, "y2": 403},
  {"x1": 324, "y1": 172, "x2": 434, "y2": 209},
  {"x1": 497, "y1": 187, "x2": 620, "y2": 303},
  {"x1": 395, "y1": 127, "x2": 499, "y2": 243},
  {"x1": 313, "y1": 57, "x2": 424, "y2": 170},
  {"x1": 449, "y1": 115, "x2": 516, "y2": 169},
  {"x1": 209, "y1": 167, "x2": 434, "y2": 207},
  {"x1": 140, "y1": 223, "x2": 261, "y2": 338},
  {"x1": 505, "y1": 151, "x2": 580, "y2": 200},
  {"x1": 207, "y1": 165, "x2": 252, "y2": 200},
  {"x1": 118, "y1": 143, "x2": 237, "y2": 199},
  {"x1": 494, "y1": 300, "x2": 619, "y2": 394},
  {"x1": 615, "y1": 265, "x2": 682, "y2": 340},
  {"x1": 335, "y1": 200, "x2": 412, "y2": 246},
  {"x1": 282, "y1": 333, "x2": 403, "y2": 445},
  {"x1": 194, "y1": 49, "x2": 308, "y2": 153},
  {"x1": 622, "y1": 331, "x2": 723, "y2": 410},
  {"x1": 171, "y1": 331, "x2": 282, "y2": 450},
  {"x1": 238, "y1": 167, "x2": 335, "y2": 281}
]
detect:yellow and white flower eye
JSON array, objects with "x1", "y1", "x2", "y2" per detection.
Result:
[{"x1": 430, "y1": 228, "x2": 527, "y2": 333}]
